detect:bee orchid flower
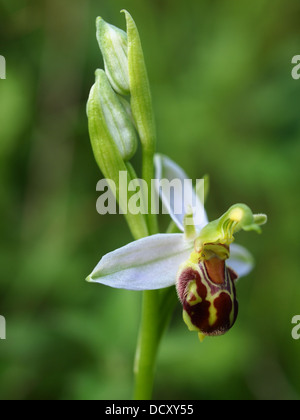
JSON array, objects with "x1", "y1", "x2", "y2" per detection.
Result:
[{"x1": 87, "y1": 154, "x2": 267, "y2": 339}]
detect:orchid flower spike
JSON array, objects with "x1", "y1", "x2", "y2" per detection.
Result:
[{"x1": 87, "y1": 155, "x2": 267, "y2": 341}]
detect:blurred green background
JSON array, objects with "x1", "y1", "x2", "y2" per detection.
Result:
[{"x1": 0, "y1": 0, "x2": 300, "y2": 400}]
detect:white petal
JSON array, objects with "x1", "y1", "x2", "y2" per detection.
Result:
[
  {"x1": 154, "y1": 154, "x2": 208, "y2": 232},
  {"x1": 87, "y1": 233, "x2": 193, "y2": 290},
  {"x1": 228, "y1": 243, "x2": 255, "y2": 279}
]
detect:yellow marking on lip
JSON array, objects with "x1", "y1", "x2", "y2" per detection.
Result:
[
  {"x1": 208, "y1": 299, "x2": 218, "y2": 327},
  {"x1": 182, "y1": 310, "x2": 200, "y2": 332},
  {"x1": 186, "y1": 281, "x2": 202, "y2": 306}
]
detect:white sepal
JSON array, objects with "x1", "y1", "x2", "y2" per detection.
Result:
[{"x1": 87, "y1": 233, "x2": 193, "y2": 290}]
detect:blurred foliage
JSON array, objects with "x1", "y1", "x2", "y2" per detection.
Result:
[{"x1": 0, "y1": 0, "x2": 300, "y2": 400}]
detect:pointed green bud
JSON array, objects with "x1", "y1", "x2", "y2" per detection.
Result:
[
  {"x1": 96, "y1": 17, "x2": 130, "y2": 96},
  {"x1": 87, "y1": 71, "x2": 148, "y2": 240},
  {"x1": 195, "y1": 204, "x2": 267, "y2": 254},
  {"x1": 88, "y1": 69, "x2": 138, "y2": 161}
]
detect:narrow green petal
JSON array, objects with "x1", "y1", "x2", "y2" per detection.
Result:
[{"x1": 253, "y1": 213, "x2": 268, "y2": 226}]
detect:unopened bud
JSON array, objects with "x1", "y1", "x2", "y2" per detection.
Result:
[
  {"x1": 88, "y1": 69, "x2": 138, "y2": 161},
  {"x1": 96, "y1": 17, "x2": 129, "y2": 96}
]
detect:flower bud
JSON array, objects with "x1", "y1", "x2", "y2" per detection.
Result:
[
  {"x1": 88, "y1": 69, "x2": 138, "y2": 161},
  {"x1": 176, "y1": 253, "x2": 238, "y2": 340},
  {"x1": 96, "y1": 17, "x2": 130, "y2": 96}
]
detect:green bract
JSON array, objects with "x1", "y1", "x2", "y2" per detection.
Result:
[{"x1": 123, "y1": 10, "x2": 156, "y2": 154}]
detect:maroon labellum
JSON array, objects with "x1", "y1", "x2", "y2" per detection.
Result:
[{"x1": 176, "y1": 255, "x2": 239, "y2": 338}]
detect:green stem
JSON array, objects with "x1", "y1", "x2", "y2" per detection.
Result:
[
  {"x1": 133, "y1": 289, "x2": 160, "y2": 400},
  {"x1": 133, "y1": 143, "x2": 163, "y2": 399},
  {"x1": 129, "y1": 161, "x2": 177, "y2": 398},
  {"x1": 133, "y1": 148, "x2": 160, "y2": 399},
  {"x1": 133, "y1": 287, "x2": 178, "y2": 399}
]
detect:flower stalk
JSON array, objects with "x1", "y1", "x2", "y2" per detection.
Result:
[{"x1": 134, "y1": 290, "x2": 160, "y2": 400}]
